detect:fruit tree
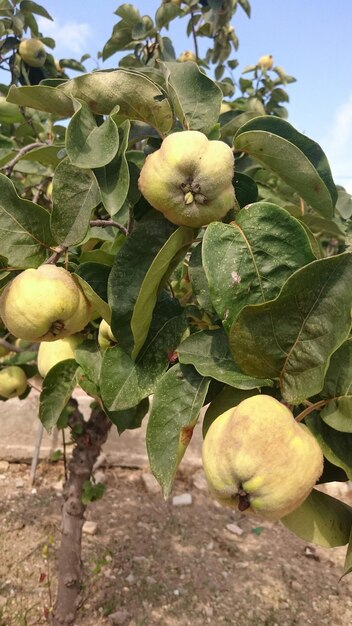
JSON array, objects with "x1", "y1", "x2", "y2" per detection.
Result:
[{"x1": 0, "y1": 1, "x2": 351, "y2": 624}]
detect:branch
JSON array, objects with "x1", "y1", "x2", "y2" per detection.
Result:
[
  {"x1": 190, "y1": 9, "x2": 199, "y2": 60},
  {"x1": 45, "y1": 245, "x2": 68, "y2": 265},
  {"x1": 52, "y1": 400, "x2": 112, "y2": 626},
  {"x1": 295, "y1": 398, "x2": 331, "y2": 423},
  {"x1": 3, "y1": 142, "x2": 47, "y2": 177},
  {"x1": 89, "y1": 219, "x2": 128, "y2": 236},
  {"x1": 0, "y1": 337, "x2": 22, "y2": 353}
]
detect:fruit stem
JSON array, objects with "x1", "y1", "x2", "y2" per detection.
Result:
[{"x1": 295, "y1": 398, "x2": 331, "y2": 423}]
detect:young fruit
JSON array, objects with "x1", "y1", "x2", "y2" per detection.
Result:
[
  {"x1": 138, "y1": 130, "x2": 235, "y2": 228},
  {"x1": 18, "y1": 39, "x2": 46, "y2": 68},
  {"x1": 257, "y1": 54, "x2": 273, "y2": 70},
  {"x1": 98, "y1": 319, "x2": 116, "y2": 351},
  {"x1": 38, "y1": 335, "x2": 83, "y2": 378},
  {"x1": 202, "y1": 395, "x2": 323, "y2": 521},
  {"x1": 0, "y1": 265, "x2": 92, "y2": 342},
  {"x1": 0, "y1": 366, "x2": 27, "y2": 398}
]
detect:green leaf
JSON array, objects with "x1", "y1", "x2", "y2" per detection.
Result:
[
  {"x1": 147, "y1": 363, "x2": 210, "y2": 497},
  {"x1": 160, "y1": 61, "x2": 222, "y2": 131},
  {"x1": 233, "y1": 172, "x2": 258, "y2": 208},
  {"x1": 234, "y1": 116, "x2": 337, "y2": 217},
  {"x1": 75, "y1": 340, "x2": 102, "y2": 387},
  {"x1": 178, "y1": 330, "x2": 272, "y2": 389},
  {"x1": 81, "y1": 480, "x2": 106, "y2": 505},
  {"x1": 94, "y1": 120, "x2": 130, "y2": 217},
  {"x1": 282, "y1": 489, "x2": 352, "y2": 547},
  {"x1": 100, "y1": 299, "x2": 186, "y2": 411},
  {"x1": 320, "y1": 339, "x2": 352, "y2": 432},
  {"x1": 108, "y1": 217, "x2": 177, "y2": 355},
  {"x1": 230, "y1": 253, "x2": 352, "y2": 403},
  {"x1": 75, "y1": 262, "x2": 110, "y2": 305},
  {"x1": 203, "y1": 203, "x2": 315, "y2": 330},
  {"x1": 66, "y1": 99, "x2": 120, "y2": 168},
  {"x1": 306, "y1": 415, "x2": 352, "y2": 480},
  {"x1": 202, "y1": 386, "x2": 256, "y2": 437},
  {"x1": 155, "y1": 3, "x2": 183, "y2": 29},
  {"x1": 61, "y1": 69, "x2": 173, "y2": 134},
  {"x1": 39, "y1": 360, "x2": 79, "y2": 432},
  {"x1": 74, "y1": 273, "x2": 111, "y2": 324},
  {"x1": 106, "y1": 396, "x2": 149, "y2": 435},
  {"x1": 7, "y1": 85, "x2": 73, "y2": 117},
  {"x1": 0, "y1": 173, "x2": 54, "y2": 267},
  {"x1": 20, "y1": 0, "x2": 53, "y2": 20},
  {"x1": 342, "y1": 529, "x2": 352, "y2": 578},
  {"x1": 51, "y1": 159, "x2": 100, "y2": 246},
  {"x1": 21, "y1": 145, "x2": 65, "y2": 168},
  {"x1": 131, "y1": 226, "x2": 195, "y2": 359},
  {"x1": 188, "y1": 242, "x2": 214, "y2": 313}
]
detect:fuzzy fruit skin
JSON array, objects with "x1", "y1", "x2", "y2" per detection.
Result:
[
  {"x1": 258, "y1": 54, "x2": 273, "y2": 70},
  {"x1": 178, "y1": 51, "x2": 197, "y2": 63},
  {"x1": 98, "y1": 319, "x2": 116, "y2": 351},
  {"x1": 202, "y1": 395, "x2": 323, "y2": 521},
  {"x1": 0, "y1": 366, "x2": 27, "y2": 398},
  {"x1": 0, "y1": 265, "x2": 92, "y2": 342},
  {"x1": 19, "y1": 39, "x2": 46, "y2": 67},
  {"x1": 38, "y1": 335, "x2": 83, "y2": 378},
  {"x1": 138, "y1": 130, "x2": 235, "y2": 228}
]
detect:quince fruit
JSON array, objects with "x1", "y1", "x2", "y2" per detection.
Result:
[
  {"x1": 257, "y1": 54, "x2": 273, "y2": 70},
  {"x1": 0, "y1": 366, "x2": 27, "y2": 398},
  {"x1": 19, "y1": 39, "x2": 46, "y2": 68},
  {"x1": 98, "y1": 319, "x2": 116, "y2": 351},
  {"x1": 0, "y1": 265, "x2": 92, "y2": 342},
  {"x1": 38, "y1": 334, "x2": 83, "y2": 378},
  {"x1": 138, "y1": 130, "x2": 235, "y2": 228},
  {"x1": 178, "y1": 51, "x2": 197, "y2": 63},
  {"x1": 0, "y1": 344, "x2": 10, "y2": 358},
  {"x1": 202, "y1": 395, "x2": 323, "y2": 521}
]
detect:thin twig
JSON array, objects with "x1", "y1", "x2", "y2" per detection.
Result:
[
  {"x1": 89, "y1": 219, "x2": 128, "y2": 236},
  {"x1": 45, "y1": 245, "x2": 68, "y2": 265},
  {"x1": 0, "y1": 337, "x2": 23, "y2": 353},
  {"x1": 190, "y1": 9, "x2": 199, "y2": 61},
  {"x1": 295, "y1": 398, "x2": 331, "y2": 423},
  {"x1": 4, "y1": 142, "x2": 47, "y2": 177}
]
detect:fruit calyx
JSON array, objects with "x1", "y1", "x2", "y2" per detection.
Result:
[
  {"x1": 180, "y1": 180, "x2": 208, "y2": 206},
  {"x1": 237, "y1": 486, "x2": 251, "y2": 512},
  {"x1": 46, "y1": 320, "x2": 65, "y2": 338}
]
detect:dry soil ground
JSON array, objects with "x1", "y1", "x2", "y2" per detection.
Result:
[{"x1": 0, "y1": 461, "x2": 351, "y2": 626}]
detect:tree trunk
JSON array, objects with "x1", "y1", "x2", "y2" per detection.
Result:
[{"x1": 51, "y1": 400, "x2": 111, "y2": 626}]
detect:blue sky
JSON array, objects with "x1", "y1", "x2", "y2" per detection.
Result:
[{"x1": 36, "y1": 1, "x2": 352, "y2": 193}]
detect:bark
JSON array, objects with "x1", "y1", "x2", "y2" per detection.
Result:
[{"x1": 51, "y1": 400, "x2": 111, "y2": 626}]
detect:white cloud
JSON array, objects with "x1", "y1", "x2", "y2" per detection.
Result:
[
  {"x1": 37, "y1": 16, "x2": 91, "y2": 57},
  {"x1": 322, "y1": 94, "x2": 352, "y2": 193}
]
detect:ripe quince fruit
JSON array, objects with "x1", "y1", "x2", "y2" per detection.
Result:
[
  {"x1": 257, "y1": 54, "x2": 273, "y2": 70},
  {"x1": 0, "y1": 344, "x2": 10, "y2": 358},
  {"x1": 138, "y1": 130, "x2": 235, "y2": 228},
  {"x1": 38, "y1": 334, "x2": 83, "y2": 378},
  {"x1": 0, "y1": 265, "x2": 92, "y2": 342},
  {"x1": 202, "y1": 395, "x2": 323, "y2": 520},
  {"x1": 0, "y1": 366, "x2": 27, "y2": 398},
  {"x1": 178, "y1": 51, "x2": 197, "y2": 63},
  {"x1": 98, "y1": 319, "x2": 116, "y2": 351},
  {"x1": 18, "y1": 39, "x2": 46, "y2": 67}
]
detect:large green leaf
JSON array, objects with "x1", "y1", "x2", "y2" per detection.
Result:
[
  {"x1": 203, "y1": 204, "x2": 315, "y2": 330},
  {"x1": 7, "y1": 84, "x2": 73, "y2": 117},
  {"x1": 66, "y1": 99, "x2": 120, "y2": 168},
  {"x1": 20, "y1": 145, "x2": 65, "y2": 168},
  {"x1": 188, "y1": 242, "x2": 214, "y2": 314},
  {"x1": 230, "y1": 253, "x2": 352, "y2": 403},
  {"x1": 320, "y1": 339, "x2": 352, "y2": 432},
  {"x1": 131, "y1": 226, "x2": 195, "y2": 359},
  {"x1": 0, "y1": 173, "x2": 54, "y2": 267},
  {"x1": 74, "y1": 273, "x2": 111, "y2": 324},
  {"x1": 306, "y1": 415, "x2": 352, "y2": 480},
  {"x1": 106, "y1": 397, "x2": 150, "y2": 435},
  {"x1": 178, "y1": 330, "x2": 271, "y2": 389},
  {"x1": 282, "y1": 489, "x2": 352, "y2": 547},
  {"x1": 147, "y1": 363, "x2": 210, "y2": 497},
  {"x1": 100, "y1": 299, "x2": 186, "y2": 411},
  {"x1": 94, "y1": 121, "x2": 130, "y2": 217},
  {"x1": 160, "y1": 61, "x2": 222, "y2": 131},
  {"x1": 108, "y1": 217, "x2": 177, "y2": 355},
  {"x1": 234, "y1": 116, "x2": 337, "y2": 217},
  {"x1": 39, "y1": 360, "x2": 79, "y2": 432},
  {"x1": 50, "y1": 159, "x2": 101, "y2": 246},
  {"x1": 343, "y1": 530, "x2": 352, "y2": 578},
  {"x1": 75, "y1": 262, "x2": 110, "y2": 305},
  {"x1": 61, "y1": 69, "x2": 173, "y2": 134}
]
